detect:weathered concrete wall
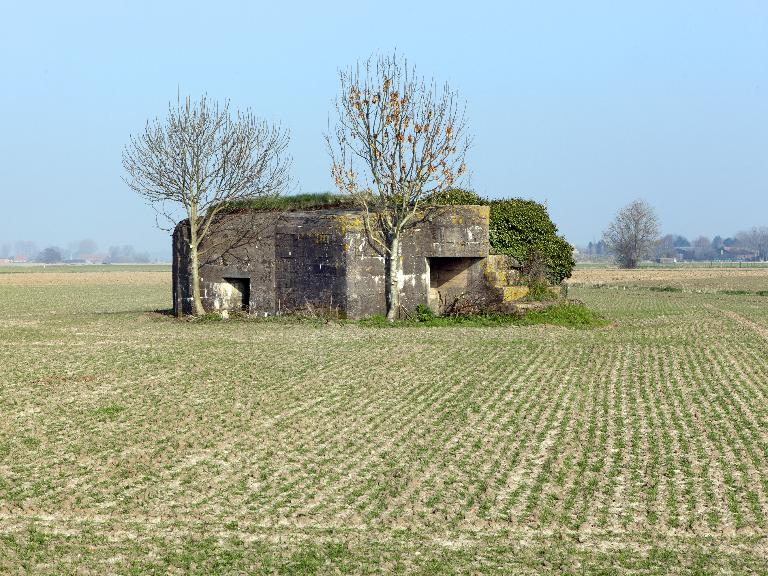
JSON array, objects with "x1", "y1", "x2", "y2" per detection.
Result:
[
  {"x1": 172, "y1": 212, "x2": 278, "y2": 316},
  {"x1": 274, "y1": 212, "x2": 348, "y2": 315},
  {"x1": 171, "y1": 223, "x2": 192, "y2": 314},
  {"x1": 341, "y1": 206, "x2": 491, "y2": 317},
  {"x1": 415, "y1": 206, "x2": 490, "y2": 314},
  {"x1": 172, "y1": 205, "x2": 496, "y2": 318},
  {"x1": 482, "y1": 255, "x2": 529, "y2": 305}
]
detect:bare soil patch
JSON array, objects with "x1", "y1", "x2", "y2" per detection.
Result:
[{"x1": 570, "y1": 266, "x2": 768, "y2": 286}]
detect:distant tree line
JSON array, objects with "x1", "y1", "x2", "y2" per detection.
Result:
[
  {"x1": 104, "y1": 245, "x2": 151, "y2": 264},
  {"x1": 0, "y1": 239, "x2": 154, "y2": 263},
  {"x1": 647, "y1": 228, "x2": 766, "y2": 262},
  {"x1": 583, "y1": 201, "x2": 768, "y2": 267},
  {"x1": 0, "y1": 241, "x2": 39, "y2": 261}
]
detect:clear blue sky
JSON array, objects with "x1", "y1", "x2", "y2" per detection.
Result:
[{"x1": 1, "y1": 0, "x2": 766, "y2": 254}]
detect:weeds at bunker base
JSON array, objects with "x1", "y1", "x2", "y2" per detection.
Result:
[{"x1": 1, "y1": 266, "x2": 768, "y2": 572}]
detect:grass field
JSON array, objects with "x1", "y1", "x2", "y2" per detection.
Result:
[
  {"x1": 0, "y1": 264, "x2": 170, "y2": 275},
  {"x1": 575, "y1": 261, "x2": 768, "y2": 270},
  {"x1": 1, "y1": 267, "x2": 768, "y2": 574}
]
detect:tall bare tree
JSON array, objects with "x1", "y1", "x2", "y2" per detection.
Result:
[
  {"x1": 736, "y1": 226, "x2": 768, "y2": 260},
  {"x1": 327, "y1": 54, "x2": 470, "y2": 321},
  {"x1": 692, "y1": 235, "x2": 716, "y2": 261},
  {"x1": 123, "y1": 95, "x2": 291, "y2": 315},
  {"x1": 603, "y1": 199, "x2": 659, "y2": 268}
]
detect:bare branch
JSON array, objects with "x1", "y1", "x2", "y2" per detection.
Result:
[{"x1": 123, "y1": 94, "x2": 291, "y2": 314}]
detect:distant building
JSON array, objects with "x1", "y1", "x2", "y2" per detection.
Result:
[{"x1": 721, "y1": 246, "x2": 759, "y2": 261}]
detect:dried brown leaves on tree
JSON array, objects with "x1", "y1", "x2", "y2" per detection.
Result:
[
  {"x1": 327, "y1": 54, "x2": 470, "y2": 320},
  {"x1": 123, "y1": 95, "x2": 291, "y2": 315}
]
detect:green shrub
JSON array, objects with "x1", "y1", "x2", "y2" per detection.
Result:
[
  {"x1": 649, "y1": 286, "x2": 683, "y2": 293},
  {"x1": 415, "y1": 304, "x2": 435, "y2": 322},
  {"x1": 526, "y1": 282, "x2": 558, "y2": 302},
  {"x1": 520, "y1": 251, "x2": 555, "y2": 301},
  {"x1": 488, "y1": 199, "x2": 574, "y2": 284},
  {"x1": 520, "y1": 303, "x2": 607, "y2": 328},
  {"x1": 359, "y1": 303, "x2": 606, "y2": 329}
]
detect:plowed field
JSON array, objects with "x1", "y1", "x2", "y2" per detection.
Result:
[{"x1": 1, "y1": 267, "x2": 767, "y2": 574}]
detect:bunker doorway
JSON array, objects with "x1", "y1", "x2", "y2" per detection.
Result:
[
  {"x1": 427, "y1": 257, "x2": 480, "y2": 313},
  {"x1": 220, "y1": 277, "x2": 250, "y2": 311}
]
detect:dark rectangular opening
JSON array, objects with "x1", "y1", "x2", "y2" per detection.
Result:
[
  {"x1": 429, "y1": 257, "x2": 476, "y2": 289},
  {"x1": 223, "y1": 277, "x2": 250, "y2": 311},
  {"x1": 428, "y1": 257, "x2": 482, "y2": 313}
]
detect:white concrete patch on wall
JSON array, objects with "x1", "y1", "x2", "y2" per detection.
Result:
[
  {"x1": 397, "y1": 270, "x2": 419, "y2": 290},
  {"x1": 212, "y1": 281, "x2": 243, "y2": 311}
]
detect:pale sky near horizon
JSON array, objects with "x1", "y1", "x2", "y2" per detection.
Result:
[{"x1": 1, "y1": 0, "x2": 766, "y2": 255}]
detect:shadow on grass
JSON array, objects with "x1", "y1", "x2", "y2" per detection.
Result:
[{"x1": 153, "y1": 308, "x2": 176, "y2": 317}]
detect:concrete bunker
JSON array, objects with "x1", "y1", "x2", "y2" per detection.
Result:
[{"x1": 172, "y1": 204, "x2": 524, "y2": 319}]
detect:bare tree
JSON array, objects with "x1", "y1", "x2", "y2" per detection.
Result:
[
  {"x1": 603, "y1": 200, "x2": 659, "y2": 268},
  {"x1": 123, "y1": 95, "x2": 291, "y2": 315},
  {"x1": 655, "y1": 234, "x2": 677, "y2": 259},
  {"x1": 327, "y1": 54, "x2": 470, "y2": 320},
  {"x1": 106, "y1": 245, "x2": 151, "y2": 264},
  {"x1": 692, "y1": 235, "x2": 715, "y2": 261},
  {"x1": 736, "y1": 226, "x2": 768, "y2": 261}
]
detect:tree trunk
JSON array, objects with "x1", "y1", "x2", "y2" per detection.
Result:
[
  {"x1": 385, "y1": 233, "x2": 401, "y2": 322},
  {"x1": 188, "y1": 213, "x2": 205, "y2": 316},
  {"x1": 189, "y1": 243, "x2": 205, "y2": 315}
]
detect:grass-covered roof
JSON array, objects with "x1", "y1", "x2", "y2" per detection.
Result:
[{"x1": 217, "y1": 193, "x2": 357, "y2": 214}]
